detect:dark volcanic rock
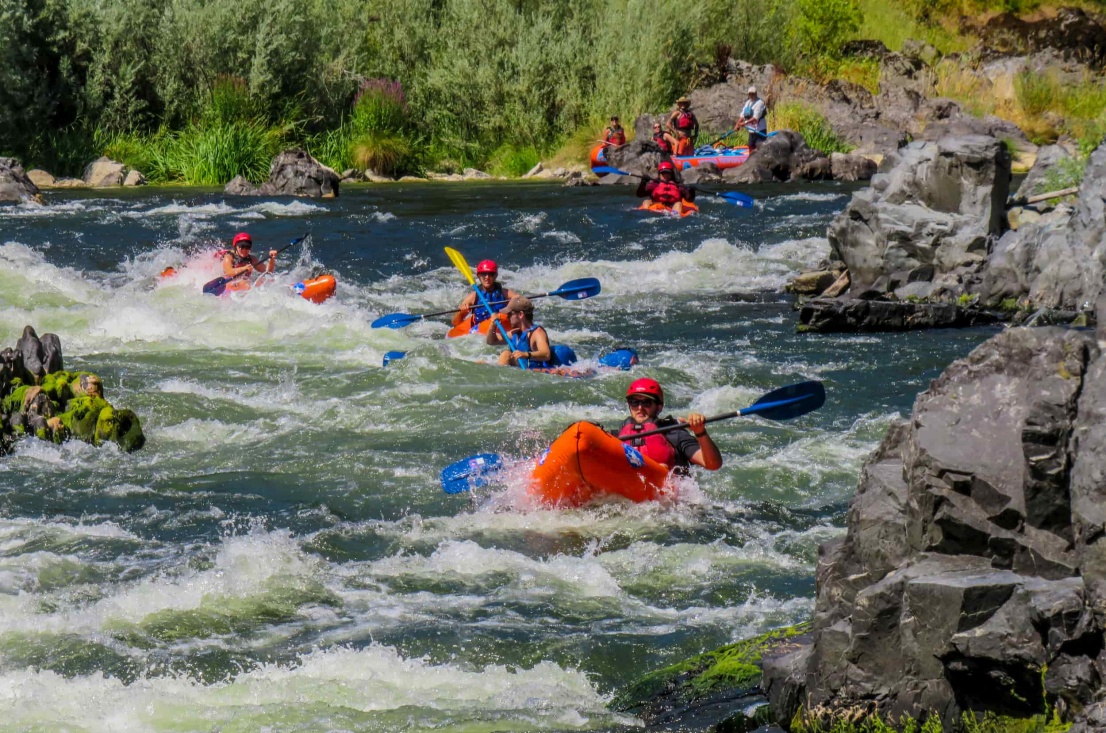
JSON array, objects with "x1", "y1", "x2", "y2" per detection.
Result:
[
  {"x1": 225, "y1": 149, "x2": 340, "y2": 198},
  {"x1": 762, "y1": 327, "x2": 1106, "y2": 728},
  {"x1": 978, "y1": 7, "x2": 1106, "y2": 67},
  {"x1": 0, "y1": 158, "x2": 42, "y2": 205},
  {"x1": 798, "y1": 298, "x2": 1000, "y2": 333},
  {"x1": 722, "y1": 130, "x2": 828, "y2": 184}
]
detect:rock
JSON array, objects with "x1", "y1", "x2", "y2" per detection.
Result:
[
  {"x1": 53, "y1": 178, "x2": 85, "y2": 188},
  {"x1": 462, "y1": 168, "x2": 491, "y2": 179},
  {"x1": 841, "y1": 40, "x2": 891, "y2": 60},
  {"x1": 39, "y1": 333, "x2": 62, "y2": 375},
  {"x1": 82, "y1": 157, "x2": 126, "y2": 187},
  {"x1": 978, "y1": 7, "x2": 1106, "y2": 67},
  {"x1": 901, "y1": 39, "x2": 940, "y2": 67},
  {"x1": 830, "y1": 152, "x2": 877, "y2": 181},
  {"x1": 764, "y1": 327, "x2": 1106, "y2": 726},
  {"x1": 227, "y1": 148, "x2": 340, "y2": 198},
  {"x1": 364, "y1": 171, "x2": 393, "y2": 183},
  {"x1": 523, "y1": 162, "x2": 543, "y2": 178},
  {"x1": 122, "y1": 169, "x2": 146, "y2": 187},
  {"x1": 787, "y1": 270, "x2": 840, "y2": 296},
  {"x1": 679, "y1": 162, "x2": 722, "y2": 186},
  {"x1": 722, "y1": 130, "x2": 824, "y2": 184},
  {"x1": 827, "y1": 135, "x2": 1011, "y2": 295},
  {"x1": 0, "y1": 158, "x2": 42, "y2": 204},
  {"x1": 15, "y1": 326, "x2": 44, "y2": 384},
  {"x1": 822, "y1": 269, "x2": 851, "y2": 298},
  {"x1": 981, "y1": 141, "x2": 1106, "y2": 311},
  {"x1": 1007, "y1": 206, "x2": 1042, "y2": 231},
  {"x1": 26, "y1": 169, "x2": 56, "y2": 188},
  {"x1": 1014, "y1": 143, "x2": 1076, "y2": 200},
  {"x1": 398, "y1": 175, "x2": 425, "y2": 182},
  {"x1": 340, "y1": 169, "x2": 356, "y2": 179},
  {"x1": 798, "y1": 298, "x2": 1001, "y2": 333}
]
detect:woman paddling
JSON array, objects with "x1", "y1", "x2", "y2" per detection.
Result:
[
  {"x1": 453, "y1": 259, "x2": 520, "y2": 332},
  {"x1": 222, "y1": 232, "x2": 278, "y2": 282}
]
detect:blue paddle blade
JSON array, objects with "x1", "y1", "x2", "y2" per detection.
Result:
[
  {"x1": 372, "y1": 313, "x2": 421, "y2": 329},
  {"x1": 739, "y1": 381, "x2": 825, "y2": 421},
  {"x1": 552, "y1": 277, "x2": 601, "y2": 300},
  {"x1": 592, "y1": 165, "x2": 630, "y2": 176},
  {"x1": 440, "y1": 453, "x2": 504, "y2": 494},
  {"x1": 598, "y1": 348, "x2": 638, "y2": 370},
  {"x1": 202, "y1": 277, "x2": 229, "y2": 296},
  {"x1": 382, "y1": 351, "x2": 407, "y2": 367},
  {"x1": 716, "y1": 191, "x2": 756, "y2": 208}
]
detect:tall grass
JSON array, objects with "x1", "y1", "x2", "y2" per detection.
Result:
[{"x1": 774, "y1": 102, "x2": 854, "y2": 154}]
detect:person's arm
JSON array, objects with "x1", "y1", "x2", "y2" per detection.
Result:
[
  {"x1": 223, "y1": 254, "x2": 251, "y2": 279},
  {"x1": 681, "y1": 413, "x2": 722, "y2": 470},
  {"x1": 256, "y1": 249, "x2": 277, "y2": 273},
  {"x1": 486, "y1": 321, "x2": 511, "y2": 346},
  {"x1": 636, "y1": 177, "x2": 652, "y2": 198},
  {"x1": 453, "y1": 292, "x2": 475, "y2": 325},
  {"x1": 514, "y1": 327, "x2": 551, "y2": 364}
]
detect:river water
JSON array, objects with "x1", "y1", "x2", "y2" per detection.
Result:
[{"x1": 0, "y1": 182, "x2": 997, "y2": 731}]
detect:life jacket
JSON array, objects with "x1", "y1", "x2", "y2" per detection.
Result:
[
  {"x1": 653, "y1": 132, "x2": 672, "y2": 154},
  {"x1": 674, "y1": 137, "x2": 693, "y2": 156},
  {"x1": 618, "y1": 417, "x2": 677, "y2": 468},
  {"x1": 227, "y1": 251, "x2": 253, "y2": 280},
  {"x1": 518, "y1": 324, "x2": 556, "y2": 369},
  {"x1": 471, "y1": 284, "x2": 506, "y2": 324},
  {"x1": 676, "y1": 111, "x2": 694, "y2": 131},
  {"x1": 606, "y1": 127, "x2": 626, "y2": 146},
  {"x1": 651, "y1": 179, "x2": 682, "y2": 206}
]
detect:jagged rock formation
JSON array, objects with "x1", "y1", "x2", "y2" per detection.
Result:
[
  {"x1": 0, "y1": 158, "x2": 43, "y2": 204},
  {"x1": 225, "y1": 148, "x2": 340, "y2": 198},
  {"x1": 1, "y1": 327, "x2": 144, "y2": 454},
  {"x1": 761, "y1": 326, "x2": 1106, "y2": 731}
]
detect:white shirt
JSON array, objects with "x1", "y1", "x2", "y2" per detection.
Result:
[{"x1": 741, "y1": 98, "x2": 767, "y2": 133}]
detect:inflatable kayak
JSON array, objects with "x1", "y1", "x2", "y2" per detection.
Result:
[
  {"x1": 674, "y1": 146, "x2": 750, "y2": 172},
  {"x1": 223, "y1": 274, "x2": 337, "y2": 304},
  {"x1": 638, "y1": 200, "x2": 699, "y2": 218},
  {"x1": 447, "y1": 313, "x2": 507, "y2": 338},
  {"x1": 529, "y1": 421, "x2": 672, "y2": 507}
]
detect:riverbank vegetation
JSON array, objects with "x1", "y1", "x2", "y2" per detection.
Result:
[{"x1": 2, "y1": 0, "x2": 1102, "y2": 182}]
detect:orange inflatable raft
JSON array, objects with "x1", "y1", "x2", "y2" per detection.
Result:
[
  {"x1": 447, "y1": 313, "x2": 508, "y2": 338},
  {"x1": 223, "y1": 274, "x2": 337, "y2": 304},
  {"x1": 638, "y1": 199, "x2": 699, "y2": 218},
  {"x1": 529, "y1": 421, "x2": 672, "y2": 507}
]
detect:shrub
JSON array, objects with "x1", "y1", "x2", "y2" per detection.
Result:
[
  {"x1": 486, "y1": 144, "x2": 541, "y2": 177},
  {"x1": 773, "y1": 102, "x2": 853, "y2": 154},
  {"x1": 794, "y1": 0, "x2": 862, "y2": 61},
  {"x1": 351, "y1": 131, "x2": 413, "y2": 177}
]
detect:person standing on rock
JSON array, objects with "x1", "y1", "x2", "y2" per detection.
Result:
[
  {"x1": 222, "y1": 232, "x2": 278, "y2": 282},
  {"x1": 735, "y1": 87, "x2": 768, "y2": 151},
  {"x1": 636, "y1": 160, "x2": 696, "y2": 214},
  {"x1": 603, "y1": 116, "x2": 627, "y2": 147},
  {"x1": 667, "y1": 97, "x2": 699, "y2": 147},
  {"x1": 651, "y1": 122, "x2": 677, "y2": 157}
]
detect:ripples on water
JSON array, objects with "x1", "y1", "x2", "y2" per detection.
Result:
[{"x1": 0, "y1": 183, "x2": 996, "y2": 731}]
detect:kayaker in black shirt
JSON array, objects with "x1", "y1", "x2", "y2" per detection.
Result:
[
  {"x1": 616, "y1": 378, "x2": 722, "y2": 471},
  {"x1": 222, "y1": 232, "x2": 278, "y2": 281}
]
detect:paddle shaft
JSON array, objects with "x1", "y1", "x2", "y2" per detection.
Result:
[
  {"x1": 705, "y1": 129, "x2": 737, "y2": 147},
  {"x1": 617, "y1": 394, "x2": 813, "y2": 441},
  {"x1": 420, "y1": 289, "x2": 573, "y2": 320}
]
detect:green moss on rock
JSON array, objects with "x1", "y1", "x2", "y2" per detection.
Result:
[
  {"x1": 95, "y1": 407, "x2": 145, "y2": 452},
  {"x1": 611, "y1": 622, "x2": 812, "y2": 713},
  {"x1": 58, "y1": 396, "x2": 110, "y2": 442},
  {"x1": 2, "y1": 385, "x2": 32, "y2": 415}
]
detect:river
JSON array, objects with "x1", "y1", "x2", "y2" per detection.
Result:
[{"x1": 0, "y1": 181, "x2": 997, "y2": 731}]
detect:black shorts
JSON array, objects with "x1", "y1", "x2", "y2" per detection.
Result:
[{"x1": 748, "y1": 129, "x2": 767, "y2": 150}]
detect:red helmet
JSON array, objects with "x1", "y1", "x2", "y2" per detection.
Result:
[
  {"x1": 232, "y1": 232, "x2": 253, "y2": 247},
  {"x1": 657, "y1": 160, "x2": 675, "y2": 173},
  {"x1": 476, "y1": 260, "x2": 498, "y2": 275},
  {"x1": 627, "y1": 378, "x2": 664, "y2": 403}
]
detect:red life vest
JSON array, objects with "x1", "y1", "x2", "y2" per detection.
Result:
[
  {"x1": 619, "y1": 419, "x2": 677, "y2": 468},
  {"x1": 651, "y1": 180, "x2": 682, "y2": 205},
  {"x1": 653, "y1": 132, "x2": 671, "y2": 153},
  {"x1": 676, "y1": 112, "x2": 694, "y2": 130},
  {"x1": 606, "y1": 127, "x2": 626, "y2": 145}
]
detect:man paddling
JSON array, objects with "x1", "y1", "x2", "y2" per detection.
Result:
[
  {"x1": 486, "y1": 297, "x2": 556, "y2": 369},
  {"x1": 636, "y1": 160, "x2": 696, "y2": 213},
  {"x1": 222, "y1": 232, "x2": 278, "y2": 282},
  {"x1": 453, "y1": 259, "x2": 520, "y2": 331},
  {"x1": 618, "y1": 378, "x2": 722, "y2": 471}
]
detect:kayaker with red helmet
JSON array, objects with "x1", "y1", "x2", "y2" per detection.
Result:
[
  {"x1": 636, "y1": 161, "x2": 696, "y2": 213},
  {"x1": 667, "y1": 97, "x2": 699, "y2": 146},
  {"x1": 651, "y1": 122, "x2": 677, "y2": 156},
  {"x1": 222, "y1": 232, "x2": 278, "y2": 281},
  {"x1": 453, "y1": 259, "x2": 520, "y2": 329},
  {"x1": 618, "y1": 378, "x2": 722, "y2": 471},
  {"x1": 485, "y1": 296, "x2": 555, "y2": 369}
]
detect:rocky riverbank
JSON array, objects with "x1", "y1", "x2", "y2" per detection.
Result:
[{"x1": 1, "y1": 327, "x2": 144, "y2": 454}]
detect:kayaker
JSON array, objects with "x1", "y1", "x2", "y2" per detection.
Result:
[
  {"x1": 667, "y1": 97, "x2": 699, "y2": 146},
  {"x1": 651, "y1": 122, "x2": 677, "y2": 156},
  {"x1": 453, "y1": 259, "x2": 519, "y2": 329},
  {"x1": 618, "y1": 378, "x2": 722, "y2": 471},
  {"x1": 735, "y1": 86, "x2": 768, "y2": 151},
  {"x1": 603, "y1": 116, "x2": 627, "y2": 146},
  {"x1": 636, "y1": 160, "x2": 695, "y2": 213},
  {"x1": 486, "y1": 296, "x2": 555, "y2": 369},
  {"x1": 222, "y1": 232, "x2": 278, "y2": 281}
]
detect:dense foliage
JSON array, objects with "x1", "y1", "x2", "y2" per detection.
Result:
[{"x1": 1, "y1": 0, "x2": 862, "y2": 179}]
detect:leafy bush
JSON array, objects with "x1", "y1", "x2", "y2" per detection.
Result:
[
  {"x1": 794, "y1": 0, "x2": 862, "y2": 61},
  {"x1": 1015, "y1": 70, "x2": 1058, "y2": 118},
  {"x1": 773, "y1": 102, "x2": 853, "y2": 154},
  {"x1": 1042, "y1": 155, "x2": 1086, "y2": 192},
  {"x1": 487, "y1": 145, "x2": 541, "y2": 177}
]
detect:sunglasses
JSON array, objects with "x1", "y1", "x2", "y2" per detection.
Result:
[
  {"x1": 236, "y1": 243, "x2": 252, "y2": 249},
  {"x1": 627, "y1": 397, "x2": 656, "y2": 408}
]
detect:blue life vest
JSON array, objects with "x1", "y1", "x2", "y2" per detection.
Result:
[
  {"x1": 472, "y1": 284, "x2": 506, "y2": 324},
  {"x1": 518, "y1": 324, "x2": 557, "y2": 370}
]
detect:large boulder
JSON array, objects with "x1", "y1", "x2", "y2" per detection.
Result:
[
  {"x1": 980, "y1": 141, "x2": 1106, "y2": 311},
  {"x1": 978, "y1": 7, "x2": 1106, "y2": 67},
  {"x1": 226, "y1": 149, "x2": 340, "y2": 198},
  {"x1": 1014, "y1": 142, "x2": 1076, "y2": 201},
  {"x1": 82, "y1": 157, "x2": 126, "y2": 187},
  {"x1": 722, "y1": 130, "x2": 827, "y2": 184},
  {"x1": 0, "y1": 158, "x2": 42, "y2": 204},
  {"x1": 827, "y1": 135, "x2": 1011, "y2": 295},
  {"x1": 764, "y1": 327, "x2": 1106, "y2": 728}
]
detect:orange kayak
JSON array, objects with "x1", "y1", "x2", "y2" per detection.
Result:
[
  {"x1": 638, "y1": 199, "x2": 699, "y2": 218},
  {"x1": 447, "y1": 313, "x2": 507, "y2": 338},
  {"x1": 224, "y1": 274, "x2": 337, "y2": 304},
  {"x1": 529, "y1": 422, "x2": 672, "y2": 507}
]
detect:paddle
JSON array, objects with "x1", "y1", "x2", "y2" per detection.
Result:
[
  {"x1": 438, "y1": 380, "x2": 825, "y2": 493},
  {"x1": 202, "y1": 232, "x2": 311, "y2": 296},
  {"x1": 371, "y1": 277, "x2": 602, "y2": 330},
  {"x1": 591, "y1": 166, "x2": 755, "y2": 209},
  {"x1": 705, "y1": 129, "x2": 738, "y2": 147},
  {"x1": 444, "y1": 247, "x2": 525, "y2": 368}
]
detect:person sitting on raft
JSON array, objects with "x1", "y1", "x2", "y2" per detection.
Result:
[
  {"x1": 651, "y1": 122, "x2": 677, "y2": 157},
  {"x1": 667, "y1": 97, "x2": 699, "y2": 146},
  {"x1": 636, "y1": 160, "x2": 695, "y2": 213},
  {"x1": 453, "y1": 259, "x2": 519, "y2": 330},
  {"x1": 618, "y1": 378, "x2": 722, "y2": 471},
  {"x1": 486, "y1": 296, "x2": 555, "y2": 369},
  {"x1": 222, "y1": 232, "x2": 278, "y2": 282},
  {"x1": 603, "y1": 116, "x2": 627, "y2": 146}
]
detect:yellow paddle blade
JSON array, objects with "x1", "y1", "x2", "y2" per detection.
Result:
[{"x1": 444, "y1": 247, "x2": 475, "y2": 285}]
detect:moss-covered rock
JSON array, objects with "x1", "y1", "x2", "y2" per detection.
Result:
[
  {"x1": 40, "y1": 370, "x2": 74, "y2": 406},
  {"x1": 2, "y1": 384, "x2": 32, "y2": 415},
  {"x1": 58, "y1": 396, "x2": 110, "y2": 442},
  {"x1": 611, "y1": 622, "x2": 812, "y2": 717},
  {"x1": 95, "y1": 407, "x2": 144, "y2": 452}
]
